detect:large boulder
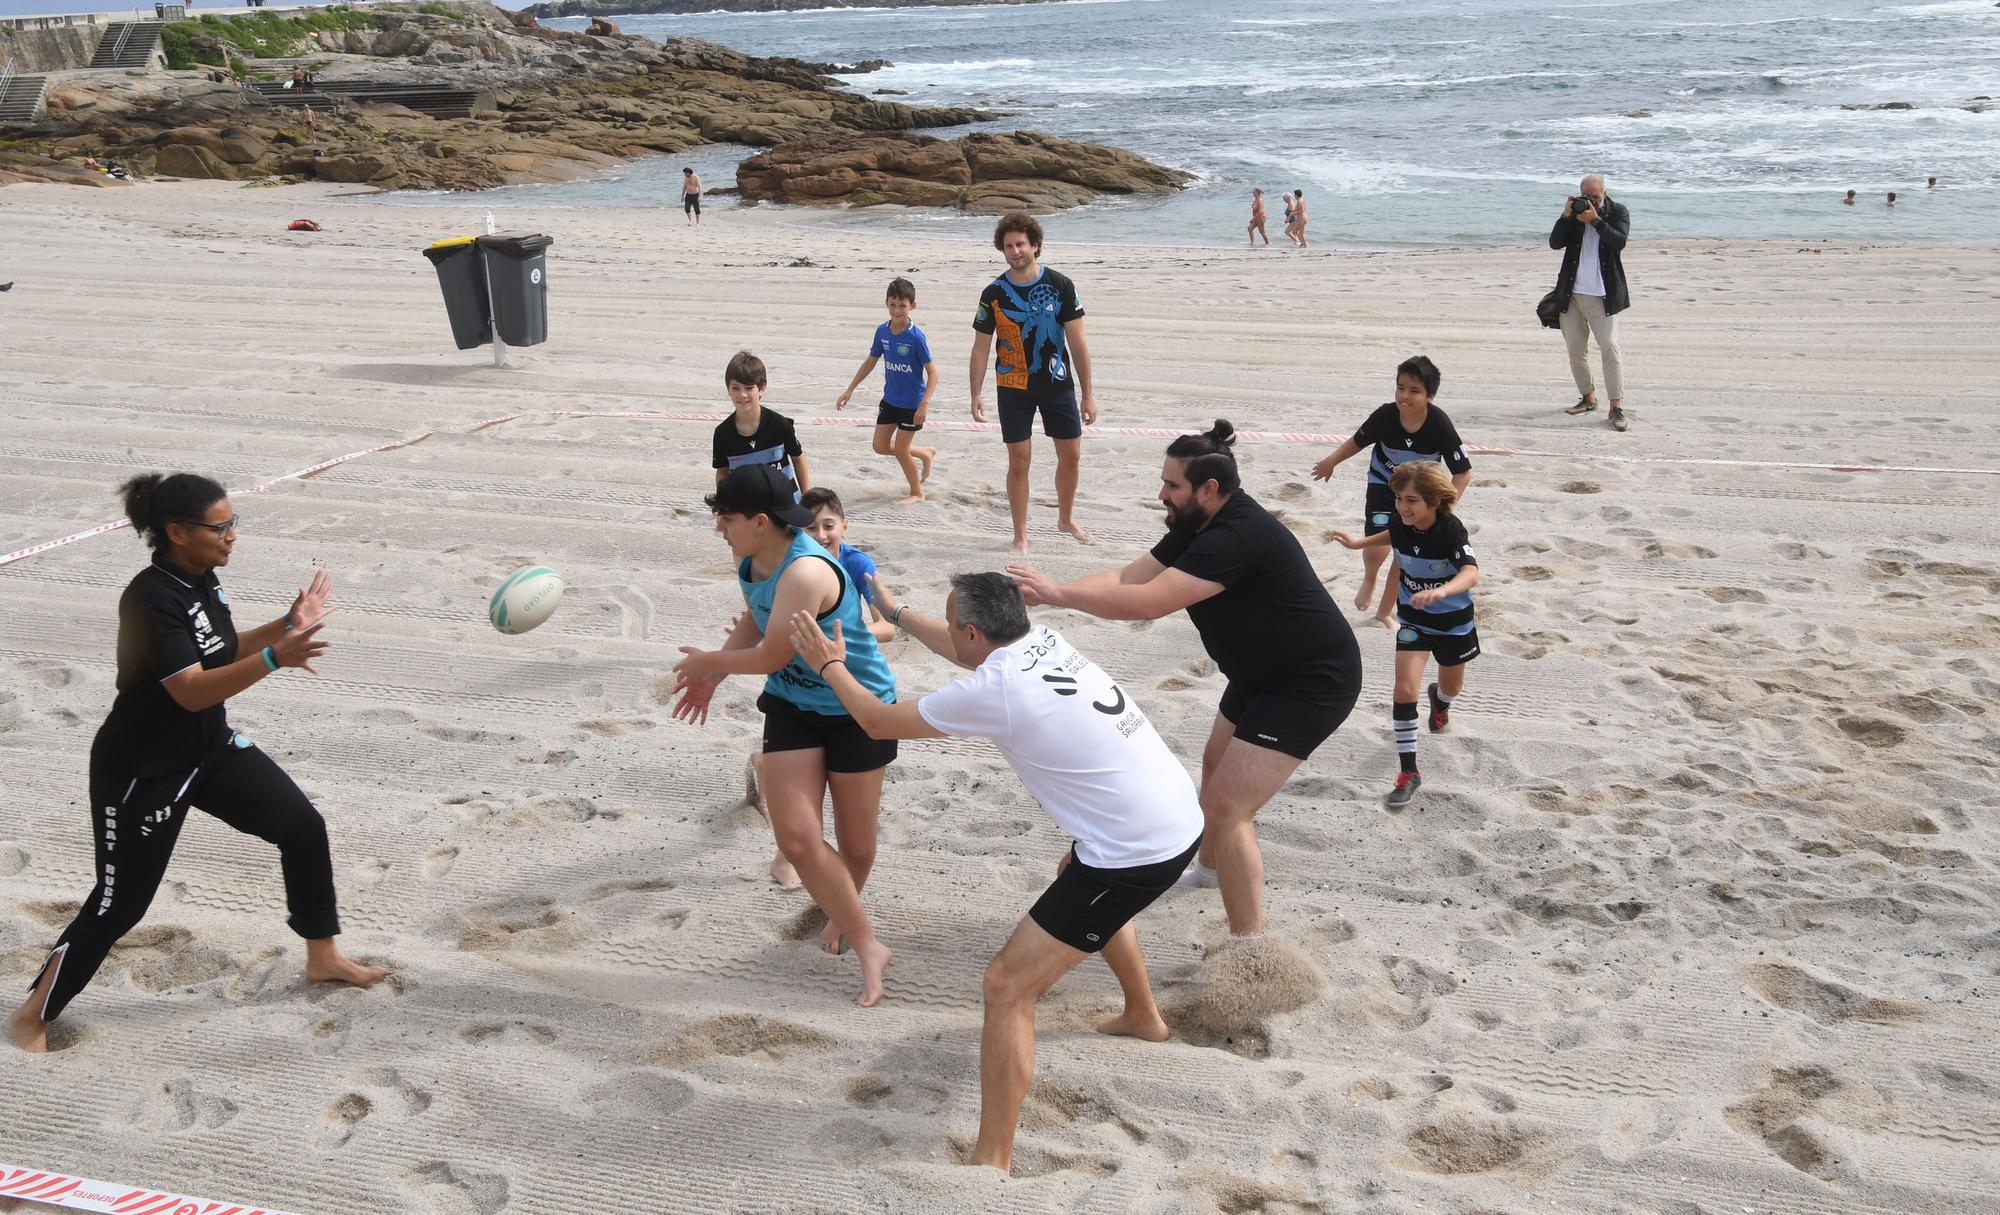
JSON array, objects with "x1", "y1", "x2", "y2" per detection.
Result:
[
  {"x1": 154, "y1": 143, "x2": 234, "y2": 179},
  {"x1": 737, "y1": 129, "x2": 1188, "y2": 213}
]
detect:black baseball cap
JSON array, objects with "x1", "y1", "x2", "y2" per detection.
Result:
[{"x1": 711, "y1": 464, "x2": 815, "y2": 527}]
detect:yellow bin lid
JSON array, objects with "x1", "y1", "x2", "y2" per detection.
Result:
[{"x1": 427, "y1": 235, "x2": 479, "y2": 250}]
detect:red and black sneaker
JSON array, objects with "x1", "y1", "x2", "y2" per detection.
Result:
[
  {"x1": 1385, "y1": 770, "x2": 1422, "y2": 809},
  {"x1": 1426, "y1": 681, "x2": 1450, "y2": 733}
]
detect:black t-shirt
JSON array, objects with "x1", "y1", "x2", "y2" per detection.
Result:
[
  {"x1": 711, "y1": 408, "x2": 804, "y2": 488},
  {"x1": 95, "y1": 558, "x2": 239, "y2": 776},
  {"x1": 1350, "y1": 403, "x2": 1473, "y2": 489},
  {"x1": 973, "y1": 268, "x2": 1084, "y2": 401},
  {"x1": 1149, "y1": 492, "x2": 1360, "y2": 697},
  {"x1": 1388, "y1": 512, "x2": 1478, "y2": 635}
]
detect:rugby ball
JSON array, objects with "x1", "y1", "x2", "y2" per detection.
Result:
[{"x1": 488, "y1": 566, "x2": 566, "y2": 635}]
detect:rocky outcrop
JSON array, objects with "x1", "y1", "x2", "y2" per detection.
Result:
[
  {"x1": 738, "y1": 130, "x2": 1191, "y2": 213},
  {"x1": 1, "y1": 8, "x2": 1180, "y2": 209}
]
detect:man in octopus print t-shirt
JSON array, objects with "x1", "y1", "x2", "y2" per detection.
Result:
[{"x1": 970, "y1": 210, "x2": 1097, "y2": 557}]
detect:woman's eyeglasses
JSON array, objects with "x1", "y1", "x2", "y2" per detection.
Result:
[{"x1": 178, "y1": 516, "x2": 241, "y2": 536}]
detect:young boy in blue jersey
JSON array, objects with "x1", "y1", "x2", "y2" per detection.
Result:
[
  {"x1": 1328, "y1": 461, "x2": 1481, "y2": 810},
  {"x1": 837, "y1": 277, "x2": 938, "y2": 504},
  {"x1": 801, "y1": 487, "x2": 895, "y2": 643},
  {"x1": 1311, "y1": 355, "x2": 1472, "y2": 631}
]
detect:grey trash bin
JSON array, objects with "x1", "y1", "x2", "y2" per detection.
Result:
[
  {"x1": 422, "y1": 235, "x2": 492, "y2": 350},
  {"x1": 478, "y1": 231, "x2": 553, "y2": 346}
]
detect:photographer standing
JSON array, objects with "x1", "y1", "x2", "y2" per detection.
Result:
[{"x1": 1550, "y1": 174, "x2": 1631, "y2": 432}]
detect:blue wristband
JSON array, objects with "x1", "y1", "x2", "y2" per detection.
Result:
[{"x1": 262, "y1": 646, "x2": 279, "y2": 672}]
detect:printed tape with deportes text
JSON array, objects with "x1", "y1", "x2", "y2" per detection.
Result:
[
  {"x1": 4, "y1": 409, "x2": 1996, "y2": 570},
  {"x1": 0, "y1": 1163, "x2": 299, "y2": 1215}
]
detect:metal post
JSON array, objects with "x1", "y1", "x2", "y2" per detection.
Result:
[{"x1": 483, "y1": 211, "x2": 505, "y2": 369}]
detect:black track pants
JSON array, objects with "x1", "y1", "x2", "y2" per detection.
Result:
[{"x1": 29, "y1": 739, "x2": 341, "y2": 1023}]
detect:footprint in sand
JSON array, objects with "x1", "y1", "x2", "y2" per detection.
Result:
[
  {"x1": 459, "y1": 1021, "x2": 557, "y2": 1046},
  {"x1": 396, "y1": 1162, "x2": 510, "y2": 1215},
  {"x1": 424, "y1": 845, "x2": 460, "y2": 878},
  {"x1": 1741, "y1": 960, "x2": 1921, "y2": 1025},
  {"x1": 1394, "y1": 1113, "x2": 1563, "y2": 1177},
  {"x1": 130, "y1": 1078, "x2": 240, "y2": 1133},
  {"x1": 0, "y1": 842, "x2": 26, "y2": 877},
  {"x1": 1724, "y1": 1065, "x2": 1855, "y2": 1180},
  {"x1": 650, "y1": 1013, "x2": 834, "y2": 1068}
]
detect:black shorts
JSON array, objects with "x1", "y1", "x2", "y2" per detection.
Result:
[
  {"x1": 1029, "y1": 836, "x2": 1200, "y2": 953},
  {"x1": 684, "y1": 192, "x2": 701, "y2": 215},
  {"x1": 998, "y1": 386, "x2": 1082, "y2": 444},
  {"x1": 1218, "y1": 677, "x2": 1358, "y2": 761},
  {"x1": 876, "y1": 401, "x2": 923, "y2": 432},
  {"x1": 757, "y1": 692, "x2": 898, "y2": 773},
  {"x1": 1363, "y1": 484, "x2": 1395, "y2": 536},
  {"x1": 1395, "y1": 624, "x2": 1480, "y2": 667}
]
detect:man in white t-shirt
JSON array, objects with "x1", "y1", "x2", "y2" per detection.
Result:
[{"x1": 786, "y1": 572, "x2": 1202, "y2": 1177}]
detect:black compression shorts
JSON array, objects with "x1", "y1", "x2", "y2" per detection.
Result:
[
  {"x1": 1029, "y1": 836, "x2": 1200, "y2": 953},
  {"x1": 1394, "y1": 624, "x2": 1480, "y2": 667},
  {"x1": 1218, "y1": 677, "x2": 1359, "y2": 761},
  {"x1": 875, "y1": 401, "x2": 923, "y2": 432},
  {"x1": 758, "y1": 692, "x2": 898, "y2": 773}
]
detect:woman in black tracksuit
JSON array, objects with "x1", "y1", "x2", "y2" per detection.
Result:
[{"x1": 9, "y1": 472, "x2": 387, "y2": 1052}]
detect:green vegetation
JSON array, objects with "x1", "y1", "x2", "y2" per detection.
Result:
[
  {"x1": 416, "y1": 3, "x2": 475, "y2": 25},
  {"x1": 160, "y1": 7, "x2": 384, "y2": 70}
]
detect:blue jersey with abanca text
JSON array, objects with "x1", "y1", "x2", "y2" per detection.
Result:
[{"x1": 740, "y1": 529, "x2": 896, "y2": 715}]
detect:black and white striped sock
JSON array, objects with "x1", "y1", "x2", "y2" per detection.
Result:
[{"x1": 1393, "y1": 700, "x2": 1419, "y2": 773}]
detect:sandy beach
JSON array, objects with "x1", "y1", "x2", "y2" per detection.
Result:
[{"x1": 2, "y1": 179, "x2": 1997, "y2": 1214}]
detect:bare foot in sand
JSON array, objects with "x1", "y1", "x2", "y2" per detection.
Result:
[
  {"x1": 1009, "y1": 538, "x2": 1031, "y2": 558},
  {"x1": 817, "y1": 918, "x2": 847, "y2": 956},
  {"x1": 770, "y1": 851, "x2": 802, "y2": 888},
  {"x1": 896, "y1": 491, "x2": 925, "y2": 506},
  {"x1": 1096, "y1": 1009, "x2": 1170, "y2": 1042},
  {"x1": 1351, "y1": 577, "x2": 1377, "y2": 612},
  {"x1": 1058, "y1": 520, "x2": 1096, "y2": 546},
  {"x1": 1374, "y1": 612, "x2": 1398, "y2": 631},
  {"x1": 9, "y1": 1001, "x2": 48, "y2": 1053},
  {"x1": 917, "y1": 448, "x2": 935, "y2": 482},
  {"x1": 304, "y1": 939, "x2": 389, "y2": 988},
  {"x1": 852, "y1": 937, "x2": 892, "y2": 1008}
]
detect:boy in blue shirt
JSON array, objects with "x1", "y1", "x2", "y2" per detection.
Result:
[{"x1": 837, "y1": 277, "x2": 938, "y2": 504}]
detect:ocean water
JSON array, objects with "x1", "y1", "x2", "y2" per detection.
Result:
[{"x1": 387, "y1": 0, "x2": 2000, "y2": 247}]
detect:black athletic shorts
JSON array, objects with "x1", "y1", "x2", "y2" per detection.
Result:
[
  {"x1": 998, "y1": 386, "x2": 1082, "y2": 444},
  {"x1": 683, "y1": 192, "x2": 701, "y2": 215},
  {"x1": 1395, "y1": 624, "x2": 1480, "y2": 667},
  {"x1": 1218, "y1": 678, "x2": 1358, "y2": 761},
  {"x1": 757, "y1": 692, "x2": 898, "y2": 773},
  {"x1": 1363, "y1": 484, "x2": 1396, "y2": 536},
  {"x1": 876, "y1": 401, "x2": 923, "y2": 432},
  {"x1": 1029, "y1": 836, "x2": 1200, "y2": 953}
]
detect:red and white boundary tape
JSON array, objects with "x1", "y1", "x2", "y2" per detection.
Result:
[
  {"x1": 5, "y1": 408, "x2": 1997, "y2": 570},
  {"x1": 0, "y1": 1164, "x2": 297, "y2": 1215}
]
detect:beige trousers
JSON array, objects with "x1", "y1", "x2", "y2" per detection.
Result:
[{"x1": 1560, "y1": 292, "x2": 1623, "y2": 402}]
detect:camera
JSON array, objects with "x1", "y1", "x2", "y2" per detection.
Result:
[{"x1": 1570, "y1": 196, "x2": 1596, "y2": 216}]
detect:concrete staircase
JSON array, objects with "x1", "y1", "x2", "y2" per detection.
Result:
[
  {"x1": 250, "y1": 80, "x2": 482, "y2": 120},
  {"x1": 0, "y1": 70, "x2": 49, "y2": 126},
  {"x1": 89, "y1": 20, "x2": 165, "y2": 69}
]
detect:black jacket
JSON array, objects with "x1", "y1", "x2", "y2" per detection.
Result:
[{"x1": 1548, "y1": 197, "x2": 1630, "y2": 315}]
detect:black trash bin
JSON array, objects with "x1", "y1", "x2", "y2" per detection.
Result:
[
  {"x1": 478, "y1": 231, "x2": 553, "y2": 347},
  {"x1": 422, "y1": 235, "x2": 492, "y2": 350}
]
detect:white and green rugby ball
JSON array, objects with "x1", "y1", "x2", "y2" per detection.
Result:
[{"x1": 489, "y1": 566, "x2": 566, "y2": 635}]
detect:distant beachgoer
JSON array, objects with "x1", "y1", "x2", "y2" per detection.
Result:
[
  {"x1": 302, "y1": 103, "x2": 317, "y2": 139},
  {"x1": 290, "y1": 68, "x2": 304, "y2": 91},
  {"x1": 1552, "y1": 173, "x2": 1631, "y2": 432},
  {"x1": 969, "y1": 211, "x2": 1097, "y2": 556},
  {"x1": 1887, "y1": 192, "x2": 1897, "y2": 207},
  {"x1": 683, "y1": 167, "x2": 703, "y2": 226},
  {"x1": 1292, "y1": 187, "x2": 1309, "y2": 247},
  {"x1": 1843, "y1": 189, "x2": 1856, "y2": 205},
  {"x1": 1280, "y1": 192, "x2": 1299, "y2": 246},
  {"x1": 1248, "y1": 188, "x2": 1269, "y2": 246},
  {"x1": 1927, "y1": 177, "x2": 1937, "y2": 189}
]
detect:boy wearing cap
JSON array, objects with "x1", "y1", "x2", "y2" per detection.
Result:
[{"x1": 671, "y1": 464, "x2": 899, "y2": 1008}]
